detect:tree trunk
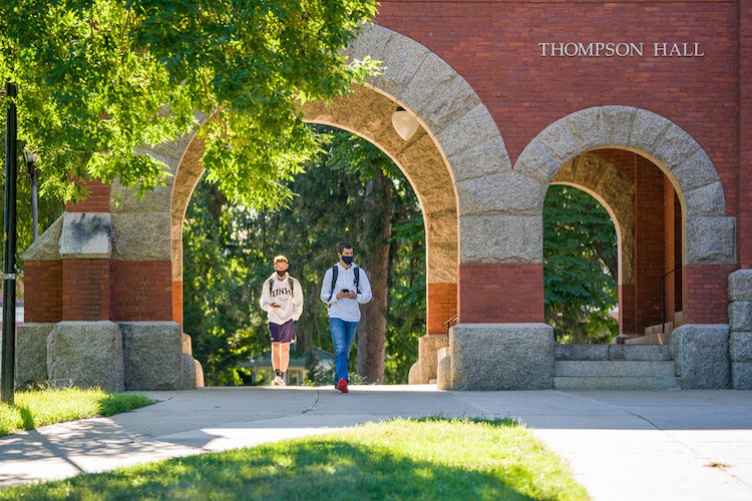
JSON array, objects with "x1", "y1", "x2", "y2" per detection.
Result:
[{"x1": 356, "y1": 171, "x2": 392, "y2": 383}]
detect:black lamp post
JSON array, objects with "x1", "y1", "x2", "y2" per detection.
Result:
[{"x1": 2, "y1": 82, "x2": 18, "y2": 404}]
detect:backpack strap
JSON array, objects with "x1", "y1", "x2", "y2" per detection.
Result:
[
  {"x1": 354, "y1": 266, "x2": 360, "y2": 294},
  {"x1": 327, "y1": 265, "x2": 339, "y2": 302},
  {"x1": 270, "y1": 276, "x2": 294, "y2": 297}
]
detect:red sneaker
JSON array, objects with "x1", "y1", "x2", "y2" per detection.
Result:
[{"x1": 337, "y1": 378, "x2": 349, "y2": 394}]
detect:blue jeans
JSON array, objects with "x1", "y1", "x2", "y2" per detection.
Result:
[{"x1": 329, "y1": 318, "x2": 359, "y2": 383}]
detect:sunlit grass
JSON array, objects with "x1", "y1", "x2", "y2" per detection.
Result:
[
  {"x1": 0, "y1": 416, "x2": 589, "y2": 500},
  {"x1": 0, "y1": 387, "x2": 153, "y2": 437}
]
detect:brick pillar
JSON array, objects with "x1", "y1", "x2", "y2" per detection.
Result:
[
  {"x1": 66, "y1": 180, "x2": 111, "y2": 213},
  {"x1": 634, "y1": 157, "x2": 665, "y2": 332},
  {"x1": 23, "y1": 260, "x2": 63, "y2": 322},
  {"x1": 458, "y1": 263, "x2": 544, "y2": 323},
  {"x1": 427, "y1": 282, "x2": 457, "y2": 333},
  {"x1": 619, "y1": 283, "x2": 637, "y2": 334},
  {"x1": 110, "y1": 261, "x2": 173, "y2": 321},
  {"x1": 62, "y1": 258, "x2": 111, "y2": 320}
]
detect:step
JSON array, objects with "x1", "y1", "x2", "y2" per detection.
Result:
[
  {"x1": 555, "y1": 360, "x2": 676, "y2": 378},
  {"x1": 645, "y1": 322, "x2": 673, "y2": 336},
  {"x1": 624, "y1": 332, "x2": 672, "y2": 345},
  {"x1": 554, "y1": 376, "x2": 681, "y2": 390},
  {"x1": 555, "y1": 344, "x2": 672, "y2": 361}
]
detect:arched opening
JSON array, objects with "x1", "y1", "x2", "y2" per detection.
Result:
[
  {"x1": 545, "y1": 148, "x2": 685, "y2": 344},
  {"x1": 180, "y1": 124, "x2": 428, "y2": 385},
  {"x1": 543, "y1": 184, "x2": 618, "y2": 344}
]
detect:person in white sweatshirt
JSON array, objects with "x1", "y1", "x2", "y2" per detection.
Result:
[
  {"x1": 319, "y1": 242, "x2": 372, "y2": 393},
  {"x1": 259, "y1": 255, "x2": 304, "y2": 386}
]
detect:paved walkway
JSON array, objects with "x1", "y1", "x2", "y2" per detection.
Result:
[{"x1": 1, "y1": 386, "x2": 751, "y2": 500}]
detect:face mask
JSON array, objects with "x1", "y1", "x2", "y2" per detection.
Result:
[
  {"x1": 276, "y1": 270, "x2": 286, "y2": 278},
  {"x1": 341, "y1": 256, "x2": 354, "y2": 265}
]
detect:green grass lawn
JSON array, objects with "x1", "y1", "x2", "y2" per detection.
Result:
[
  {"x1": 0, "y1": 387, "x2": 154, "y2": 437},
  {"x1": 0, "y1": 416, "x2": 590, "y2": 500}
]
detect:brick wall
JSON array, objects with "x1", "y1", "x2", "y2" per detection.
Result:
[
  {"x1": 427, "y1": 282, "x2": 457, "y2": 333},
  {"x1": 634, "y1": 156, "x2": 666, "y2": 331},
  {"x1": 458, "y1": 263, "x2": 544, "y2": 323},
  {"x1": 376, "y1": 2, "x2": 738, "y2": 220},
  {"x1": 66, "y1": 180, "x2": 111, "y2": 213},
  {"x1": 23, "y1": 261, "x2": 63, "y2": 323},
  {"x1": 110, "y1": 261, "x2": 173, "y2": 321},
  {"x1": 683, "y1": 264, "x2": 736, "y2": 323},
  {"x1": 741, "y1": 0, "x2": 752, "y2": 267},
  {"x1": 62, "y1": 259, "x2": 110, "y2": 320},
  {"x1": 664, "y1": 178, "x2": 684, "y2": 321}
]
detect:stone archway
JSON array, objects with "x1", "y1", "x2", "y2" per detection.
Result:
[
  {"x1": 514, "y1": 106, "x2": 735, "y2": 267},
  {"x1": 167, "y1": 24, "x2": 511, "y2": 385}
]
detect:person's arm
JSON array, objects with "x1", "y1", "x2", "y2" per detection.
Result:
[
  {"x1": 259, "y1": 279, "x2": 272, "y2": 311},
  {"x1": 320, "y1": 268, "x2": 336, "y2": 305},
  {"x1": 357, "y1": 268, "x2": 373, "y2": 304},
  {"x1": 293, "y1": 278, "x2": 304, "y2": 320}
]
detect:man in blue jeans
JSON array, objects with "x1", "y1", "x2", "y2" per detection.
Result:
[{"x1": 320, "y1": 242, "x2": 372, "y2": 393}]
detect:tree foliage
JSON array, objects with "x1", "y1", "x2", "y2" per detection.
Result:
[
  {"x1": 543, "y1": 185, "x2": 618, "y2": 344},
  {"x1": 183, "y1": 126, "x2": 425, "y2": 385},
  {"x1": 0, "y1": 0, "x2": 378, "y2": 206}
]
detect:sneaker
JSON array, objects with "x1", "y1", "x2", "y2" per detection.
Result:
[
  {"x1": 336, "y1": 378, "x2": 349, "y2": 394},
  {"x1": 273, "y1": 376, "x2": 286, "y2": 387}
]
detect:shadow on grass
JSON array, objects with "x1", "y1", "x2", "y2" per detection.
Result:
[
  {"x1": 52, "y1": 441, "x2": 536, "y2": 500},
  {"x1": 2, "y1": 417, "x2": 587, "y2": 500},
  {"x1": 16, "y1": 406, "x2": 35, "y2": 431}
]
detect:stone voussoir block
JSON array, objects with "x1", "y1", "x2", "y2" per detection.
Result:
[
  {"x1": 460, "y1": 215, "x2": 543, "y2": 264},
  {"x1": 685, "y1": 217, "x2": 736, "y2": 265}
]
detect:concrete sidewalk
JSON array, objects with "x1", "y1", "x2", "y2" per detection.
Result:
[{"x1": 1, "y1": 386, "x2": 751, "y2": 500}]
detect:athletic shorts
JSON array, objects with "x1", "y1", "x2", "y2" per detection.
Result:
[{"x1": 269, "y1": 319, "x2": 296, "y2": 344}]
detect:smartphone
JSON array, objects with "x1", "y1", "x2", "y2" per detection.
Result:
[{"x1": 341, "y1": 289, "x2": 350, "y2": 293}]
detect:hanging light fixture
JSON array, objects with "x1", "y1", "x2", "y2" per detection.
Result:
[{"x1": 391, "y1": 105, "x2": 419, "y2": 141}]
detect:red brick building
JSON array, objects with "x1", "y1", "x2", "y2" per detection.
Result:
[{"x1": 18, "y1": 1, "x2": 752, "y2": 390}]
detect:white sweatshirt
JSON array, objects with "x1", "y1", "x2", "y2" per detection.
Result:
[
  {"x1": 319, "y1": 262, "x2": 373, "y2": 322},
  {"x1": 259, "y1": 273, "x2": 304, "y2": 325}
]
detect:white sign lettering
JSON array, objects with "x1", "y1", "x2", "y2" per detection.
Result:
[{"x1": 539, "y1": 42, "x2": 704, "y2": 57}]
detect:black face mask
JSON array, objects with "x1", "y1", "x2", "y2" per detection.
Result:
[
  {"x1": 341, "y1": 256, "x2": 354, "y2": 265},
  {"x1": 276, "y1": 271, "x2": 286, "y2": 278}
]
